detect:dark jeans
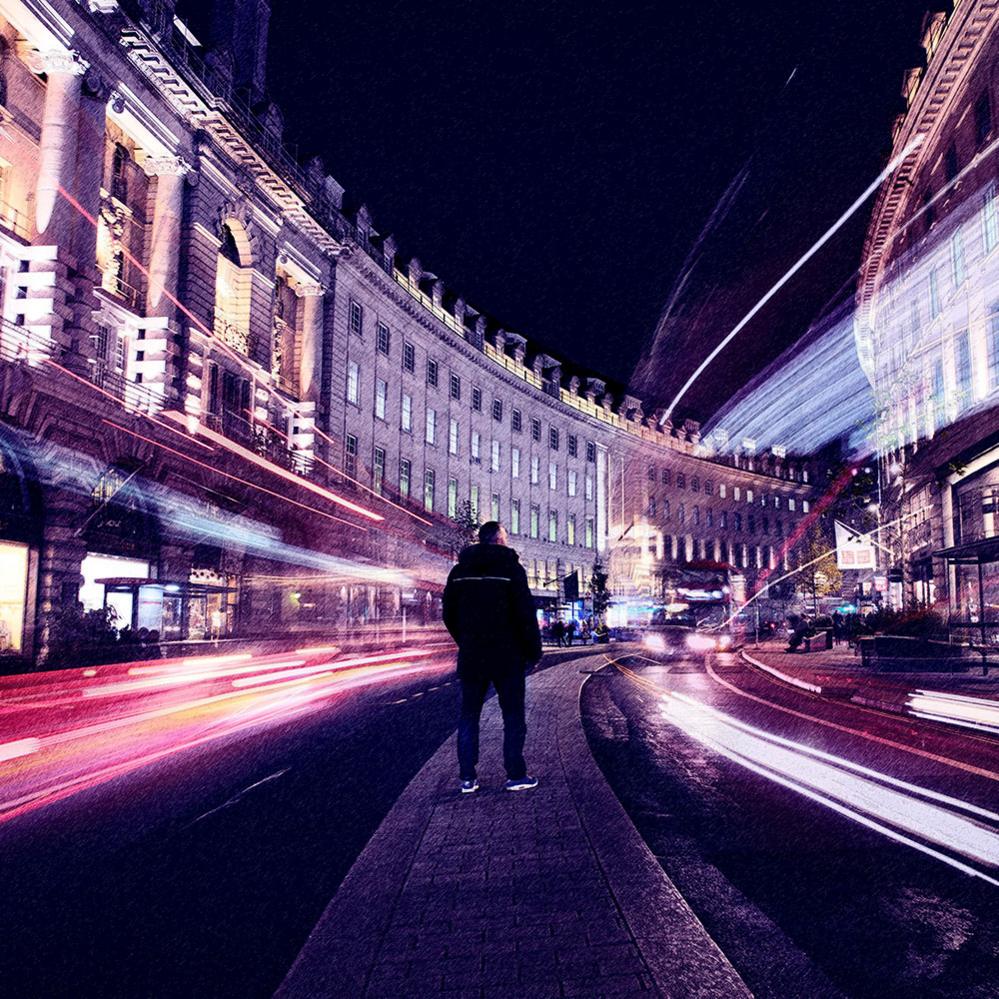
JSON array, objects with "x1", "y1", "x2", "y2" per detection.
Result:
[{"x1": 457, "y1": 669, "x2": 527, "y2": 782}]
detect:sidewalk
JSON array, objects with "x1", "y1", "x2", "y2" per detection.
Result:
[
  {"x1": 741, "y1": 640, "x2": 999, "y2": 730},
  {"x1": 277, "y1": 653, "x2": 750, "y2": 999}
]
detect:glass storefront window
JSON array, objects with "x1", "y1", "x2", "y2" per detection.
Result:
[
  {"x1": 80, "y1": 553, "x2": 151, "y2": 630},
  {"x1": 0, "y1": 540, "x2": 29, "y2": 654}
]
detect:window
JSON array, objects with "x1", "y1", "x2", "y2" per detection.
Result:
[
  {"x1": 448, "y1": 477, "x2": 458, "y2": 517},
  {"x1": 471, "y1": 430, "x2": 481, "y2": 461},
  {"x1": 491, "y1": 493, "x2": 500, "y2": 521},
  {"x1": 337, "y1": 434, "x2": 358, "y2": 486},
  {"x1": 585, "y1": 475, "x2": 593, "y2": 501},
  {"x1": 693, "y1": 505, "x2": 700, "y2": 526},
  {"x1": 449, "y1": 417, "x2": 459, "y2": 455},
  {"x1": 491, "y1": 440, "x2": 501, "y2": 472},
  {"x1": 471, "y1": 387, "x2": 482, "y2": 412},
  {"x1": 401, "y1": 392, "x2": 412, "y2": 432},
  {"x1": 549, "y1": 427, "x2": 560, "y2": 451},
  {"x1": 425, "y1": 408, "x2": 436, "y2": 445},
  {"x1": 548, "y1": 510, "x2": 558, "y2": 543},
  {"x1": 691, "y1": 476, "x2": 700, "y2": 493},
  {"x1": 531, "y1": 418, "x2": 541, "y2": 442},
  {"x1": 802, "y1": 500, "x2": 810, "y2": 514},
  {"x1": 975, "y1": 90, "x2": 992, "y2": 147},
  {"x1": 512, "y1": 409, "x2": 523, "y2": 433},
  {"x1": 944, "y1": 142, "x2": 958, "y2": 183},
  {"x1": 955, "y1": 330, "x2": 972, "y2": 407},
  {"x1": 789, "y1": 498, "x2": 796, "y2": 512},
  {"x1": 470, "y1": 484, "x2": 479, "y2": 520},
  {"x1": 568, "y1": 469, "x2": 577, "y2": 497},
  {"x1": 586, "y1": 441, "x2": 596, "y2": 463},
  {"x1": 492, "y1": 399, "x2": 503, "y2": 422},
  {"x1": 774, "y1": 495, "x2": 781, "y2": 508},
  {"x1": 349, "y1": 299, "x2": 363, "y2": 337},
  {"x1": 376, "y1": 322, "x2": 390, "y2": 355},
  {"x1": 734, "y1": 486, "x2": 741, "y2": 501},
  {"x1": 427, "y1": 358, "x2": 438, "y2": 387},
  {"x1": 373, "y1": 447, "x2": 385, "y2": 494},
  {"x1": 568, "y1": 435, "x2": 577, "y2": 458},
  {"x1": 531, "y1": 455, "x2": 540, "y2": 484},
  {"x1": 648, "y1": 465, "x2": 656, "y2": 482},
  {"x1": 677, "y1": 503, "x2": 685, "y2": 525},
  {"x1": 346, "y1": 361, "x2": 359, "y2": 405},
  {"x1": 929, "y1": 268, "x2": 941, "y2": 319},
  {"x1": 720, "y1": 511, "x2": 727, "y2": 529},
  {"x1": 703, "y1": 480, "x2": 713, "y2": 496},
  {"x1": 951, "y1": 229, "x2": 966, "y2": 288},
  {"x1": 663, "y1": 499, "x2": 670, "y2": 520},
  {"x1": 989, "y1": 302, "x2": 999, "y2": 388},
  {"x1": 649, "y1": 497, "x2": 657, "y2": 516},
  {"x1": 984, "y1": 185, "x2": 998, "y2": 255},
  {"x1": 512, "y1": 446, "x2": 521, "y2": 478},
  {"x1": 549, "y1": 462, "x2": 557, "y2": 491},
  {"x1": 374, "y1": 378, "x2": 387, "y2": 420},
  {"x1": 449, "y1": 372, "x2": 461, "y2": 400},
  {"x1": 530, "y1": 505, "x2": 540, "y2": 539},
  {"x1": 403, "y1": 341, "x2": 415, "y2": 372},
  {"x1": 734, "y1": 512, "x2": 742, "y2": 531},
  {"x1": 585, "y1": 516, "x2": 594, "y2": 548},
  {"x1": 706, "y1": 509, "x2": 713, "y2": 527},
  {"x1": 676, "y1": 473, "x2": 686, "y2": 489},
  {"x1": 719, "y1": 483, "x2": 726, "y2": 499},
  {"x1": 423, "y1": 468, "x2": 435, "y2": 512},
  {"x1": 746, "y1": 489, "x2": 754, "y2": 504},
  {"x1": 511, "y1": 499, "x2": 521, "y2": 535},
  {"x1": 399, "y1": 458, "x2": 411, "y2": 498},
  {"x1": 567, "y1": 514, "x2": 576, "y2": 546}
]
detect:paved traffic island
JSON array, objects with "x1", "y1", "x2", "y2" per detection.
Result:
[{"x1": 277, "y1": 652, "x2": 749, "y2": 998}]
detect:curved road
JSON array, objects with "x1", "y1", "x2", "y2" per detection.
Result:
[{"x1": 582, "y1": 646, "x2": 999, "y2": 999}]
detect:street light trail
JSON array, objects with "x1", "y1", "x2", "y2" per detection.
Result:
[{"x1": 660, "y1": 134, "x2": 924, "y2": 423}]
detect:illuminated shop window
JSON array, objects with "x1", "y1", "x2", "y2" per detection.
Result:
[{"x1": 0, "y1": 541, "x2": 29, "y2": 654}]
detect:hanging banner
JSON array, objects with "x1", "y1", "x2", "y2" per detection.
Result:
[{"x1": 834, "y1": 520, "x2": 876, "y2": 570}]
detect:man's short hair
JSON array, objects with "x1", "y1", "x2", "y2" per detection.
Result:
[{"x1": 478, "y1": 521, "x2": 503, "y2": 544}]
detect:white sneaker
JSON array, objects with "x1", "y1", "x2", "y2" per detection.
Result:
[
  {"x1": 505, "y1": 776, "x2": 539, "y2": 792},
  {"x1": 460, "y1": 779, "x2": 480, "y2": 794}
]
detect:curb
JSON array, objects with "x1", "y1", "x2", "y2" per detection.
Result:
[{"x1": 740, "y1": 650, "x2": 823, "y2": 694}]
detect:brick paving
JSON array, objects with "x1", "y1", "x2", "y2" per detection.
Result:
[{"x1": 277, "y1": 653, "x2": 749, "y2": 999}]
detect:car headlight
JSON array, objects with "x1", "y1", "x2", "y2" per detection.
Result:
[
  {"x1": 643, "y1": 633, "x2": 667, "y2": 652},
  {"x1": 717, "y1": 634, "x2": 732, "y2": 650},
  {"x1": 686, "y1": 633, "x2": 716, "y2": 652}
]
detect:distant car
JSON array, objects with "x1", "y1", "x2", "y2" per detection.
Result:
[{"x1": 641, "y1": 622, "x2": 735, "y2": 656}]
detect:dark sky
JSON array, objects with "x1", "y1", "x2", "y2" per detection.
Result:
[{"x1": 208, "y1": 1, "x2": 931, "y2": 420}]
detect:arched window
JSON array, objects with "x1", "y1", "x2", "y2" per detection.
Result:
[
  {"x1": 214, "y1": 221, "x2": 252, "y2": 354},
  {"x1": 111, "y1": 143, "x2": 129, "y2": 202}
]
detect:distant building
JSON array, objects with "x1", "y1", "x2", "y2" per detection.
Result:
[
  {"x1": 856, "y1": 2, "x2": 999, "y2": 641},
  {"x1": 0, "y1": 0, "x2": 815, "y2": 668}
]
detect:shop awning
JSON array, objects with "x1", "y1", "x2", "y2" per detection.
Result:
[
  {"x1": 933, "y1": 537, "x2": 999, "y2": 565},
  {"x1": 96, "y1": 577, "x2": 237, "y2": 594}
]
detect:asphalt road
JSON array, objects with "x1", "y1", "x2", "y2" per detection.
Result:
[
  {"x1": 582, "y1": 647, "x2": 999, "y2": 999},
  {"x1": 1, "y1": 652, "x2": 465, "y2": 998}
]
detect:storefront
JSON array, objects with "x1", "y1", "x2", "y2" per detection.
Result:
[
  {"x1": 96, "y1": 578, "x2": 238, "y2": 642},
  {"x1": 0, "y1": 427, "x2": 41, "y2": 664}
]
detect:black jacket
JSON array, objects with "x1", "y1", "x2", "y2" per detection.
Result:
[{"x1": 442, "y1": 543, "x2": 542, "y2": 673}]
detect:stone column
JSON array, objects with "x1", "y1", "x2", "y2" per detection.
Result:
[
  {"x1": 144, "y1": 155, "x2": 191, "y2": 318},
  {"x1": 32, "y1": 50, "x2": 88, "y2": 238},
  {"x1": 297, "y1": 282, "x2": 325, "y2": 402}
]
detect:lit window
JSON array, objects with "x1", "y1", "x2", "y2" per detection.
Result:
[
  {"x1": 470, "y1": 484, "x2": 479, "y2": 519},
  {"x1": 585, "y1": 475, "x2": 593, "y2": 501},
  {"x1": 585, "y1": 516, "x2": 594, "y2": 548},
  {"x1": 567, "y1": 514, "x2": 576, "y2": 546},
  {"x1": 449, "y1": 417, "x2": 459, "y2": 455},
  {"x1": 399, "y1": 458, "x2": 411, "y2": 498},
  {"x1": 491, "y1": 440, "x2": 501, "y2": 472},
  {"x1": 802, "y1": 500, "x2": 810, "y2": 513},
  {"x1": 491, "y1": 493, "x2": 500, "y2": 521},
  {"x1": 531, "y1": 455, "x2": 539, "y2": 484},
  {"x1": 733, "y1": 486, "x2": 740, "y2": 501},
  {"x1": 345, "y1": 433, "x2": 357, "y2": 477},
  {"x1": 401, "y1": 392, "x2": 412, "y2": 432},
  {"x1": 346, "y1": 361, "x2": 359, "y2": 405},
  {"x1": 549, "y1": 462, "x2": 557, "y2": 491},
  {"x1": 746, "y1": 489, "x2": 753, "y2": 504},
  {"x1": 719, "y1": 483, "x2": 726, "y2": 498},
  {"x1": 530, "y1": 505, "x2": 540, "y2": 539},
  {"x1": 425, "y1": 408, "x2": 436, "y2": 445},
  {"x1": 548, "y1": 510, "x2": 558, "y2": 543},
  {"x1": 568, "y1": 470, "x2": 577, "y2": 496},
  {"x1": 448, "y1": 477, "x2": 458, "y2": 517},
  {"x1": 471, "y1": 430, "x2": 480, "y2": 460},
  {"x1": 423, "y1": 468, "x2": 435, "y2": 512},
  {"x1": 511, "y1": 499, "x2": 521, "y2": 535},
  {"x1": 373, "y1": 447, "x2": 385, "y2": 495},
  {"x1": 512, "y1": 446, "x2": 521, "y2": 478},
  {"x1": 374, "y1": 378, "x2": 387, "y2": 420}
]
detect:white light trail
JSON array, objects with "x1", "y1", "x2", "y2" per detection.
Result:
[
  {"x1": 661, "y1": 134, "x2": 924, "y2": 423},
  {"x1": 657, "y1": 690, "x2": 999, "y2": 883}
]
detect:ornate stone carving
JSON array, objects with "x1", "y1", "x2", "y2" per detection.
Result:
[
  {"x1": 142, "y1": 154, "x2": 192, "y2": 178},
  {"x1": 295, "y1": 282, "x2": 325, "y2": 298},
  {"x1": 27, "y1": 49, "x2": 88, "y2": 77}
]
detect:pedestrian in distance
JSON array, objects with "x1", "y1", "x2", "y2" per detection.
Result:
[
  {"x1": 551, "y1": 619, "x2": 564, "y2": 647},
  {"x1": 442, "y1": 521, "x2": 543, "y2": 794},
  {"x1": 565, "y1": 620, "x2": 576, "y2": 646}
]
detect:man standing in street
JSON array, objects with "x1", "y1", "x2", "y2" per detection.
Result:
[{"x1": 442, "y1": 521, "x2": 542, "y2": 794}]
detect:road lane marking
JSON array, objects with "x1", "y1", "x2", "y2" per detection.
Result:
[{"x1": 187, "y1": 768, "x2": 291, "y2": 827}]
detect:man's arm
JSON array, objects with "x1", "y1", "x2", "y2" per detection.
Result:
[
  {"x1": 512, "y1": 564, "x2": 542, "y2": 665},
  {"x1": 441, "y1": 568, "x2": 459, "y2": 642}
]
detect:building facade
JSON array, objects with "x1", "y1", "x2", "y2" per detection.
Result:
[
  {"x1": 0, "y1": 0, "x2": 815, "y2": 669},
  {"x1": 856, "y1": 0, "x2": 999, "y2": 642}
]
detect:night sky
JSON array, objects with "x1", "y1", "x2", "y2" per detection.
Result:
[{"x1": 197, "y1": 1, "x2": 931, "y2": 421}]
